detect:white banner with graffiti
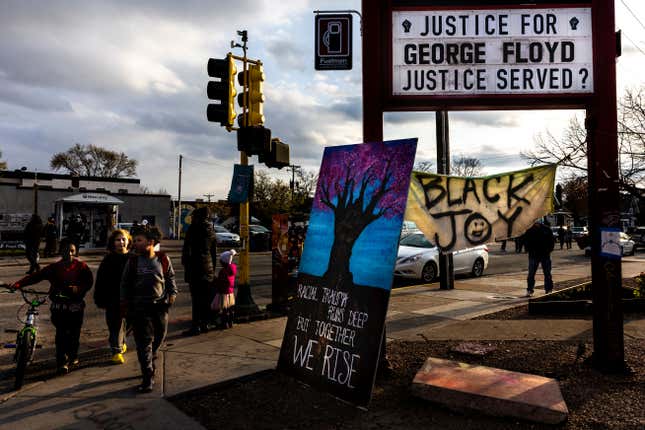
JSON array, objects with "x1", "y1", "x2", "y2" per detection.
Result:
[{"x1": 405, "y1": 165, "x2": 557, "y2": 252}]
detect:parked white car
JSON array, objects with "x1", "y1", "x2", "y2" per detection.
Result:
[
  {"x1": 400, "y1": 220, "x2": 421, "y2": 238},
  {"x1": 213, "y1": 224, "x2": 241, "y2": 247},
  {"x1": 584, "y1": 232, "x2": 635, "y2": 256},
  {"x1": 394, "y1": 232, "x2": 489, "y2": 283}
]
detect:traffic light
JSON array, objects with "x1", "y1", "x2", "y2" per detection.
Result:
[
  {"x1": 259, "y1": 138, "x2": 290, "y2": 169},
  {"x1": 207, "y1": 54, "x2": 237, "y2": 128},
  {"x1": 237, "y1": 126, "x2": 271, "y2": 155},
  {"x1": 237, "y1": 63, "x2": 265, "y2": 126}
]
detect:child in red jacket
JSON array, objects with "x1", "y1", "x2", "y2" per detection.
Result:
[{"x1": 11, "y1": 238, "x2": 93, "y2": 374}]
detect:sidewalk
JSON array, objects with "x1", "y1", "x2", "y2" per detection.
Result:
[{"x1": 0, "y1": 257, "x2": 643, "y2": 429}]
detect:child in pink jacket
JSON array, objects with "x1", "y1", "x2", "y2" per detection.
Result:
[{"x1": 212, "y1": 250, "x2": 237, "y2": 329}]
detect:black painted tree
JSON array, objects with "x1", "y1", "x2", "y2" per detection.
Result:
[{"x1": 315, "y1": 143, "x2": 415, "y2": 288}]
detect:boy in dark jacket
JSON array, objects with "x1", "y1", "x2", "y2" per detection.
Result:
[
  {"x1": 181, "y1": 206, "x2": 217, "y2": 336},
  {"x1": 120, "y1": 225, "x2": 177, "y2": 393},
  {"x1": 11, "y1": 238, "x2": 93, "y2": 374}
]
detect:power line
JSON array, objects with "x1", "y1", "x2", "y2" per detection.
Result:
[
  {"x1": 181, "y1": 155, "x2": 229, "y2": 168},
  {"x1": 620, "y1": 0, "x2": 645, "y2": 33},
  {"x1": 621, "y1": 31, "x2": 645, "y2": 57}
]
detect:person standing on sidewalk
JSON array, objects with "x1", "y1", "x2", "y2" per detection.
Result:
[
  {"x1": 43, "y1": 216, "x2": 58, "y2": 258},
  {"x1": 95, "y1": 229, "x2": 132, "y2": 365},
  {"x1": 120, "y1": 225, "x2": 177, "y2": 393},
  {"x1": 23, "y1": 214, "x2": 43, "y2": 274},
  {"x1": 181, "y1": 206, "x2": 218, "y2": 336},
  {"x1": 557, "y1": 225, "x2": 565, "y2": 250},
  {"x1": 565, "y1": 225, "x2": 573, "y2": 250},
  {"x1": 523, "y1": 220, "x2": 555, "y2": 297},
  {"x1": 10, "y1": 238, "x2": 93, "y2": 374},
  {"x1": 211, "y1": 249, "x2": 237, "y2": 329}
]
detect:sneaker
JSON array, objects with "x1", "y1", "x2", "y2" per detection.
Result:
[
  {"x1": 70, "y1": 358, "x2": 80, "y2": 367},
  {"x1": 136, "y1": 379, "x2": 154, "y2": 393},
  {"x1": 111, "y1": 353, "x2": 125, "y2": 364},
  {"x1": 121, "y1": 343, "x2": 127, "y2": 354},
  {"x1": 525, "y1": 291, "x2": 534, "y2": 297},
  {"x1": 57, "y1": 364, "x2": 69, "y2": 375}
]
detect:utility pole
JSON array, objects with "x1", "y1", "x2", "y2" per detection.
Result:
[
  {"x1": 288, "y1": 164, "x2": 301, "y2": 201},
  {"x1": 436, "y1": 111, "x2": 454, "y2": 290},
  {"x1": 203, "y1": 193, "x2": 215, "y2": 203},
  {"x1": 177, "y1": 154, "x2": 183, "y2": 239},
  {"x1": 20, "y1": 166, "x2": 38, "y2": 215}
]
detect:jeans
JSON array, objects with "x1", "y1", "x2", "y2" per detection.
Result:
[
  {"x1": 130, "y1": 304, "x2": 169, "y2": 377},
  {"x1": 188, "y1": 280, "x2": 212, "y2": 330},
  {"x1": 50, "y1": 307, "x2": 84, "y2": 367},
  {"x1": 105, "y1": 306, "x2": 126, "y2": 354},
  {"x1": 527, "y1": 255, "x2": 553, "y2": 293},
  {"x1": 25, "y1": 244, "x2": 40, "y2": 273}
]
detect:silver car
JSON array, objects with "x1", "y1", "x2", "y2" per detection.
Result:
[
  {"x1": 213, "y1": 224, "x2": 241, "y2": 247},
  {"x1": 394, "y1": 232, "x2": 489, "y2": 283}
]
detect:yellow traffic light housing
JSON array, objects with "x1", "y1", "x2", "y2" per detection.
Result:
[
  {"x1": 207, "y1": 53, "x2": 237, "y2": 128},
  {"x1": 237, "y1": 63, "x2": 265, "y2": 127}
]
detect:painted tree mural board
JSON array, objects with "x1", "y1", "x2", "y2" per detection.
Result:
[
  {"x1": 406, "y1": 165, "x2": 557, "y2": 253},
  {"x1": 277, "y1": 138, "x2": 417, "y2": 407}
]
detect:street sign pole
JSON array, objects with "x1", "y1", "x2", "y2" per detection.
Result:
[{"x1": 436, "y1": 111, "x2": 454, "y2": 290}]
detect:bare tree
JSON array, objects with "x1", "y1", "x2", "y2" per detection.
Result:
[
  {"x1": 294, "y1": 169, "x2": 318, "y2": 200},
  {"x1": 50, "y1": 144, "x2": 137, "y2": 178},
  {"x1": 521, "y1": 87, "x2": 645, "y2": 197},
  {"x1": 452, "y1": 156, "x2": 483, "y2": 177},
  {"x1": 0, "y1": 151, "x2": 6, "y2": 170},
  {"x1": 414, "y1": 160, "x2": 434, "y2": 172}
]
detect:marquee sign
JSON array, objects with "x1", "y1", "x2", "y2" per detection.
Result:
[{"x1": 392, "y1": 7, "x2": 593, "y2": 96}]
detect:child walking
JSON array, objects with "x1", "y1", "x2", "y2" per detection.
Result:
[
  {"x1": 212, "y1": 250, "x2": 237, "y2": 329},
  {"x1": 94, "y1": 229, "x2": 132, "y2": 364},
  {"x1": 11, "y1": 238, "x2": 93, "y2": 374},
  {"x1": 120, "y1": 225, "x2": 177, "y2": 393}
]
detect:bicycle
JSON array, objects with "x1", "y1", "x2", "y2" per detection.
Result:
[{"x1": 1, "y1": 283, "x2": 48, "y2": 390}]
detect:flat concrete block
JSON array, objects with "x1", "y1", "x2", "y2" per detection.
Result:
[{"x1": 411, "y1": 357, "x2": 568, "y2": 424}]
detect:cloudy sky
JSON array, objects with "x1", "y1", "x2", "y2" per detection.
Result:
[{"x1": 1, "y1": 1, "x2": 644, "y2": 200}]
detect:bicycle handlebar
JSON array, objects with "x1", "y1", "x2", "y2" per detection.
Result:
[{"x1": 1, "y1": 284, "x2": 48, "y2": 305}]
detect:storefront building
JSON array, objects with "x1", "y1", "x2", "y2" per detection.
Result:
[{"x1": 0, "y1": 170, "x2": 171, "y2": 248}]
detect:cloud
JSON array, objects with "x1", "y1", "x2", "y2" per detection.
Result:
[
  {"x1": 265, "y1": 35, "x2": 308, "y2": 72},
  {"x1": 452, "y1": 112, "x2": 521, "y2": 128},
  {"x1": 0, "y1": 82, "x2": 73, "y2": 112}
]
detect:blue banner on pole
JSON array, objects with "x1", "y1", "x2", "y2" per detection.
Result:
[{"x1": 228, "y1": 164, "x2": 253, "y2": 204}]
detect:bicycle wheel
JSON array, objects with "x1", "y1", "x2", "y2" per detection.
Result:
[{"x1": 14, "y1": 330, "x2": 35, "y2": 390}]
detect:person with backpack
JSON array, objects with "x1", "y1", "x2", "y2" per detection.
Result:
[
  {"x1": 94, "y1": 229, "x2": 132, "y2": 365},
  {"x1": 120, "y1": 225, "x2": 177, "y2": 393},
  {"x1": 10, "y1": 238, "x2": 93, "y2": 374}
]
